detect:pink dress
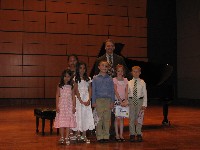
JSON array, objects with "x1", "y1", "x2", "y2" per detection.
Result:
[
  {"x1": 54, "y1": 85, "x2": 76, "y2": 128},
  {"x1": 113, "y1": 77, "x2": 128, "y2": 107}
]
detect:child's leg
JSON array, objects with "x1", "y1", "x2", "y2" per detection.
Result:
[
  {"x1": 60, "y1": 127, "x2": 64, "y2": 138},
  {"x1": 82, "y1": 131, "x2": 90, "y2": 143},
  {"x1": 129, "y1": 103, "x2": 137, "y2": 136},
  {"x1": 58, "y1": 127, "x2": 65, "y2": 143},
  {"x1": 103, "y1": 99, "x2": 111, "y2": 140},
  {"x1": 119, "y1": 118, "x2": 125, "y2": 139},
  {"x1": 114, "y1": 117, "x2": 120, "y2": 138},
  {"x1": 65, "y1": 127, "x2": 70, "y2": 144}
]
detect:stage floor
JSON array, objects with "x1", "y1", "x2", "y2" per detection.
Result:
[{"x1": 0, "y1": 105, "x2": 200, "y2": 150}]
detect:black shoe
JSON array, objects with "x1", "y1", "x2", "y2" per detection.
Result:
[
  {"x1": 115, "y1": 137, "x2": 121, "y2": 142},
  {"x1": 130, "y1": 135, "x2": 135, "y2": 142},
  {"x1": 137, "y1": 135, "x2": 143, "y2": 142},
  {"x1": 104, "y1": 139, "x2": 109, "y2": 143},
  {"x1": 120, "y1": 138, "x2": 125, "y2": 142},
  {"x1": 98, "y1": 139, "x2": 104, "y2": 143}
]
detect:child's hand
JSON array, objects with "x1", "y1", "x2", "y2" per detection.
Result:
[
  {"x1": 72, "y1": 107, "x2": 76, "y2": 114},
  {"x1": 110, "y1": 102, "x2": 114, "y2": 109},
  {"x1": 84, "y1": 100, "x2": 90, "y2": 106},
  {"x1": 141, "y1": 106, "x2": 146, "y2": 110},
  {"x1": 92, "y1": 103, "x2": 97, "y2": 108},
  {"x1": 56, "y1": 107, "x2": 60, "y2": 113}
]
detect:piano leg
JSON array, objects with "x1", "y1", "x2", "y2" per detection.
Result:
[{"x1": 162, "y1": 100, "x2": 170, "y2": 126}]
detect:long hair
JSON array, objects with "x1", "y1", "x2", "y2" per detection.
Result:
[
  {"x1": 59, "y1": 69, "x2": 73, "y2": 88},
  {"x1": 75, "y1": 62, "x2": 90, "y2": 83}
]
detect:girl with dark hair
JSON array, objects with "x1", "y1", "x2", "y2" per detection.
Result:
[
  {"x1": 72, "y1": 62, "x2": 95, "y2": 143},
  {"x1": 54, "y1": 69, "x2": 76, "y2": 145}
]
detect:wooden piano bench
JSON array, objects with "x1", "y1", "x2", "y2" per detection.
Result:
[{"x1": 34, "y1": 108, "x2": 59, "y2": 136}]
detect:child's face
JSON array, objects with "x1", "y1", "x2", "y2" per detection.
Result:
[
  {"x1": 132, "y1": 68, "x2": 141, "y2": 79},
  {"x1": 79, "y1": 64, "x2": 86, "y2": 76},
  {"x1": 98, "y1": 62, "x2": 108, "y2": 74},
  {"x1": 116, "y1": 67, "x2": 124, "y2": 77},
  {"x1": 64, "y1": 73, "x2": 71, "y2": 83}
]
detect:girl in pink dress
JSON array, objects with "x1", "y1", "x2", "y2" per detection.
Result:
[
  {"x1": 54, "y1": 69, "x2": 76, "y2": 145},
  {"x1": 113, "y1": 65, "x2": 128, "y2": 142}
]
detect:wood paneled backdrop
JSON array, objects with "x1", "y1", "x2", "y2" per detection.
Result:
[{"x1": 0, "y1": 0, "x2": 147, "y2": 99}]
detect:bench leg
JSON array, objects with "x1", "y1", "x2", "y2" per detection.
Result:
[
  {"x1": 50, "y1": 119, "x2": 53, "y2": 135},
  {"x1": 42, "y1": 118, "x2": 45, "y2": 135},
  {"x1": 57, "y1": 128, "x2": 59, "y2": 135},
  {"x1": 36, "y1": 117, "x2": 39, "y2": 133}
]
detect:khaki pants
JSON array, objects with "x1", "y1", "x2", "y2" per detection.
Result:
[
  {"x1": 129, "y1": 99, "x2": 143, "y2": 135},
  {"x1": 96, "y1": 98, "x2": 111, "y2": 140}
]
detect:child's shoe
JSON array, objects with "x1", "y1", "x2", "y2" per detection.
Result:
[
  {"x1": 137, "y1": 135, "x2": 143, "y2": 142},
  {"x1": 58, "y1": 137, "x2": 64, "y2": 144},
  {"x1": 65, "y1": 137, "x2": 70, "y2": 145},
  {"x1": 83, "y1": 136, "x2": 90, "y2": 144}
]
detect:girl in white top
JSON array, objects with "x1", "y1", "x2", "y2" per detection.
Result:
[{"x1": 72, "y1": 62, "x2": 95, "y2": 143}]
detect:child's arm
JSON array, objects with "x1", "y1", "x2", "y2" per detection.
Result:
[
  {"x1": 85, "y1": 82, "x2": 92, "y2": 106},
  {"x1": 114, "y1": 83, "x2": 122, "y2": 103},
  {"x1": 74, "y1": 82, "x2": 84, "y2": 104},
  {"x1": 72, "y1": 87, "x2": 76, "y2": 114},
  {"x1": 56, "y1": 86, "x2": 60, "y2": 113},
  {"x1": 123, "y1": 84, "x2": 129, "y2": 106}
]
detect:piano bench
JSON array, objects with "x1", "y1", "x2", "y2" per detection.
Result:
[{"x1": 34, "y1": 108, "x2": 59, "y2": 135}]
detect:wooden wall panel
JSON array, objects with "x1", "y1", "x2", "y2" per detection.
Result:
[
  {"x1": 88, "y1": 25, "x2": 108, "y2": 35},
  {"x1": 23, "y1": 44, "x2": 45, "y2": 54},
  {"x1": 24, "y1": 0, "x2": 45, "y2": 11},
  {"x1": 128, "y1": 27, "x2": 147, "y2": 37},
  {"x1": 0, "y1": 88, "x2": 22, "y2": 98},
  {"x1": 1, "y1": 0, "x2": 23, "y2": 9},
  {"x1": 128, "y1": 7, "x2": 146, "y2": 17},
  {"x1": 21, "y1": 77, "x2": 44, "y2": 87},
  {"x1": 89, "y1": 15, "x2": 128, "y2": 26},
  {"x1": 0, "y1": 77, "x2": 21, "y2": 87},
  {"x1": 0, "y1": 0, "x2": 147, "y2": 99},
  {"x1": 67, "y1": 44, "x2": 87, "y2": 55},
  {"x1": 45, "y1": 77, "x2": 59, "y2": 88},
  {"x1": 0, "y1": 65, "x2": 22, "y2": 76},
  {"x1": 0, "y1": 43, "x2": 22, "y2": 54},
  {"x1": 88, "y1": 5, "x2": 127, "y2": 16},
  {"x1": 129, "y1": 18, "x2": 147, "y2": 27},
  {"x1": 66, "y1": 3, "x2": 89, "y2": 14},
  {"x1": 46, "y1": 34, "x2": 67, "y2": 45},
  {"x1": 66, "y1": 24, "x2": 88, "y2": 34},
  {"x1": 24, "y1": 11, "x2": 45, "y2": 32},
  {"x1": 86, "y1": 45, "x2": 100, "y2": 57},
  {"x1": 45, "y1": 87, "x2": 56, "y2": 98},
  {"x1": 107, "y1": 0, "x2": 129, "y2": 6},
  {"x1": 68, "y1": 14, "x2": 88, "y2": 24},
  {"x1": 0, "y1": 54, "x2": 22, "y2": 65},
  {"x1": 23, "y1": 55, "x2": 45, "y2": 66},
  {"x1": 23, "y1": 33, "x2": 45, "y2": 44},
  {"x1": 0, "y1": 10, "x2": 23, "y2": 31},
  {"x1": 109, "y1": 26, "x2": 129, "y2": 36},
  {"x1": 0, "y1": 32, "x2": 22, "y2": 44},
  {"x1": 45, "y1": 45, "x2": 67, "y2": 55},
  {"x1": 46, "y1": 13, "x2": 68, "y2": 33},
  {"x1": 46, "y1": 0, "x2": 67, "y2": 12},
  {"x1": 22, "y1": 88, "x2": 44, "y2": 98},
  {"x1": 23, "y1": 66, "x2": 45, "y2": 76}
]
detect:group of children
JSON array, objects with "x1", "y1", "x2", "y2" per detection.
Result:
[{"x1": 53, "y1": 59, "x2": 147, "y2": 145}]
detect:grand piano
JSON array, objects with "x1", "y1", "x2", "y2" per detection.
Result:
[{"x1": 90, "y1": 43, "x2": 174, "y2": 125}]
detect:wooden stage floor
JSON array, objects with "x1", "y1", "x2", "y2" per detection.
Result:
[{"x1": 0, "y1": 105, "x2": 200, "y2": 150}]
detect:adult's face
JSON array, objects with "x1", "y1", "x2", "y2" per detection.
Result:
[
  {"x1": 68, "y1": 56, "x2": 77, "y2": 71},
  {"x1": 105, "y1": 41, "x2": 115, "y2": 55}
]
